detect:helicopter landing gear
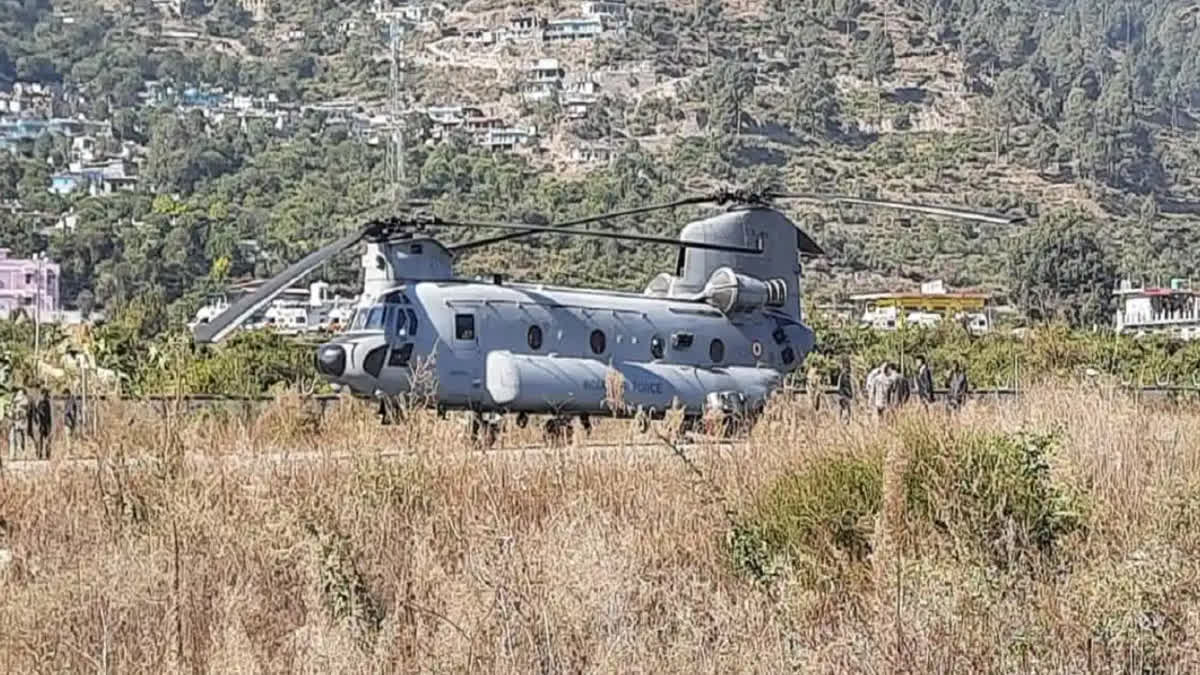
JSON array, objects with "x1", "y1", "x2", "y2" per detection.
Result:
[
  {"x1": 542, "y1": 417, "x2": 575, "y2": 447},
  {"x1": 515, "y1": 412, "x2": 529, "y2": 429},
  {"x1": 468, "y1": 412, "x2": 500, "y2": 449},
  {"x1": 579, "y1": 414, "x2": 592, "y2": 436},
  {"x1": 677, "y1": 415, "x2": 701, "y2": 442}
]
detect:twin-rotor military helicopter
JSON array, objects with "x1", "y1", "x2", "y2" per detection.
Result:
[{"x1": 192, "y1": 190, "x2": 1023, "y2": 443}]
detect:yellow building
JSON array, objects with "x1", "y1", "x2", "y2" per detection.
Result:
[{"x1": 850, "y1": 280, "x2": 991, "y2": 332}]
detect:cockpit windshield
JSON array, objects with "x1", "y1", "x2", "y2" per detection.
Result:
[{"x1": 349, "y1": 291, "x2": 416, "y2": 337}]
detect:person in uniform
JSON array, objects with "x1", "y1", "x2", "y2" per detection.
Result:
[
  {"x1": 916, "y1": 355, "x2": 935, "y2": 407},
  {"x1": 891, "y1": 365, "x2": 911, "y2": 407},
  {"x1": 34, "y1": 387, "x2": 52, "y2": 460},
  {"x1": 948, "y1": 363, "x2": 968, "y2": 412},
  {"x1": 63, "y1": 388, "x2": 79, "y2": 442},
  {"x1": 836, "y1": 357, "x2": 853, "y2": 423}
]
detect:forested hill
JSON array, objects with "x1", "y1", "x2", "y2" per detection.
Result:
[{"x1": 1, "y1": 0, "x2": 1199, "y2": 328}]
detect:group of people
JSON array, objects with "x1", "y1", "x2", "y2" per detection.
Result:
[
  {"x1": 5, "y1": 386, "x2": 79, "y2": 464},
  {"x1": 808, "y1": 356, "x2": 969, "y2": 422}
]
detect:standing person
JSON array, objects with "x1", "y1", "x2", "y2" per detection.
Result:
[
  {"x1": 25, "y1": 387, "x2": 37, "y2": 458},
  {"x1": 836, "y1": 357, "x2": 854, "y2": 423},
  {"x1": 948, "y1": 363, "x2": 968, "y2": 412},
  {"x1": 916, "y1": 355, "x2": 935, "y2": 407},
  {"x1": 869, "y1": 363, "x2": 893, "y2": 418},
  {"x1": 892, "y1": 365, "x2": 911, "y2": 407},
  {"x1": 34, "y1": 387, "x2": 52, "y2": 460},
  {"x1": 63, "y1": 388, "x2": 79, "y2": 444},
  {"x1": 806, "y1": 362, "x2": 823, "y2": 413},
  {"x1": 9, "y1": 387, "x2": 29, "y2": 460}
]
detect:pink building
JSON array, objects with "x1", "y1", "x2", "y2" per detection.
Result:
[{"x1": 0, "y1": 248, "x2": 60, "y2": 318}]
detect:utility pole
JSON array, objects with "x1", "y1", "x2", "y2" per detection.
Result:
[
  {"x1": 388, "y1": 14, "x2": 406, "y2": 211},
  {"x1": 33, "y1": 252, "x2": 43, "y2": 374}
]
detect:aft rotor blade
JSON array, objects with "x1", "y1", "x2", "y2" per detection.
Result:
[
  {"x1": 193, "y1": 228, "x2": 366, "y2": 344},
  {"x1": 437, "y1": 219, "x2": 762, "y2": 254},
  {"x1": 765, "y1": 192, "x2": 1025, "y2": 224},
  {"x1": 448, "y1": 195, "x2": 717, "y2": 252}
]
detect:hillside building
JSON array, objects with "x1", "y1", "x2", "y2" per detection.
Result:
[
  {"x1": 49, "y1": 159, "x2": 138, "y2": 197},
  {"x1": 581, "y1": 0, "x2": 627, "y2": 23},
  {"x1": 461, "y1": 26, "x2": 495, "y2": 44},
  {"x1": 0, "y1": 249, "x2": 59, "y2": 319},
  {"x1": 543, "y1": 16, "x2": 604, "y2": 42},
  {"x1": 522, "y1": 59, "x2": 565, "y2": 102},
  {"x1": 1114, "y1": 278, "x2": 1200, "y2": 340},
  {"x1": 481, "y1": 126, "x2": 537, "y2": 152},
  {"x1": 569, "y1": 142, "x2": 612, "y2": 164}
]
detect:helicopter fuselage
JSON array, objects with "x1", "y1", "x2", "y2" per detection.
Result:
[{"x1": 316, "y1": 277, "x2": 815, "y2": 416}]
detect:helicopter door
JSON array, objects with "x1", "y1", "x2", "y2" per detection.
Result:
[{"x1": 449, "y1": 310, "x2": 483, "y2": 402}]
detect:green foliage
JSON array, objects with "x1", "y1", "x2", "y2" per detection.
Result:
[
  {"x1": 900, "y1": 425, "x2": 1085, "y2": 569},
  {"x1": 5, "y1": 0, "x2": 1200, "y2": 339},
  {"x1": 738, "y1": 426, "x2": 1084, "y2": 585},
  {"x1": 809, "y1": 313, "x2": 1200, "y2": 388},
  {"x1": 303, "y1": 518, "x2": 384, "y2": 644},
  {"x1": 152, "y1": 330, "x2": 319, "y2": 396},
  {"x1": 747, "y1": 453, "x2": 883, "y2": 585},
  {"x1": 858, "y1": 27, "x2": 895, "y2": 85},
  {"x1": 1007, "y1": 211, "x2": 1119, "y2": 327}
]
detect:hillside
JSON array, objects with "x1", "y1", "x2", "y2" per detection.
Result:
[{"x1": 1, "y1": 0, "x2": 1199, "y2": 317}]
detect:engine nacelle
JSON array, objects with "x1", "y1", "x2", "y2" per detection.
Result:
[{"x1": 702, "y1": 267, "x2": 787, "y2": 314}]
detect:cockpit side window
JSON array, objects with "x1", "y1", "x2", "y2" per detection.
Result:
[
  {"x1": 388, "y1": 305, "x2": 407, "y2": 336},
  {"x1": 406, "y1": 309, "x2": 418, "y2": 336},
  {"x1": 383, "y1": 290, "x2": 410, "y2": 304},
  {"x1": 455, "y1": 313, "x2": 475, "y2": 340},
  {"x1": 364, "y1": 305, "x2": 386, "y2": 330}
]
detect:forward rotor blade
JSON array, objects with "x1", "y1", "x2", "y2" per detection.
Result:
[
  {"x1": 436, "y1": 219, "x2": 762, "y2": 254},
  {"x1": 765, "y1": 192, "x2": 1025, "y2": 224},
  {"x1": 448, "y1": 195, "x2": 717, "y2": 252},
  {"x1": 193, "y1": 228, "x2": 366, "y2": 344}
]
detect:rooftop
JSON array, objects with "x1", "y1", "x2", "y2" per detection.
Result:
[{"x1": 849, "y1": 280, "x2": 989, "y2": 302}]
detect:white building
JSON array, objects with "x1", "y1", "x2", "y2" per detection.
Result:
[
  {"x1": 482, "y1": 126, "x2": 537, "y2": 151},
  {"x1": 542, "y1": 16, "x2": 604, "y2": 42},
  {"x1": 1114, "y1": 278, "x2": 1200, "y2": 340},
  {"x1": 522, "y1": 59, "x2": 565, "y2": 102},
  {"x1": 569, "y1": 142, "x2": 612, "y2": 164},
  {"x1": 189, "y1": 281, "x2": 358, "y2": 336},
  {"x1": 581, "y1": 0, "x2": 627, "y2": 24}
]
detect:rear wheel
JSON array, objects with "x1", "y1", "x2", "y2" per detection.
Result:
[
  {"x1": 543, "y1": 417, "x2": 574, "y2": 447},
  {"x1": 468, "y1": 413, "x2": 499, "y2": 449}
]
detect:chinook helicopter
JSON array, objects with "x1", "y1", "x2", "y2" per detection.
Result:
[{"x1": 192, "y1": 190, "x2": 1022, "y2": 442}]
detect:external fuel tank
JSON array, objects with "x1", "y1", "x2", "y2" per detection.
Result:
[{"x1": 485, "y1": 351, "x2": 781, "y2": 414}]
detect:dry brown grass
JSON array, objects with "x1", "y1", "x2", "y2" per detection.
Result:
[{"x1": 3, "y1": 387, "x2": 1200, "y2": 672}]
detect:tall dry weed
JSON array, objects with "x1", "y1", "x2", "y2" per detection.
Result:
[{"x1": 3, "y1": 387, "x2": 1200, "y2": 672}]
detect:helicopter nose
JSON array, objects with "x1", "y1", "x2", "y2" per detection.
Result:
[{"x1": 315, "y1": 344, "x2": 346, "y2": 378}]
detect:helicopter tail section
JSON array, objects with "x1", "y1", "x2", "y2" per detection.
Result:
[{"x1": 663, "y1": 206, "x2": 812, "y2": 322}]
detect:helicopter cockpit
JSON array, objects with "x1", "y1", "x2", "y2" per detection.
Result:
[{"x1": 348, "y1": 290, "x2": 419, "y2": 338}]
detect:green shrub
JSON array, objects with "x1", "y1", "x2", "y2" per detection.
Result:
[
  {"x1": 734, "y1": 427, "x2": 1085, "y2": 584},
  {"x1": 902, "y1": 426, "x2": 1085, "y2": 569},
  {"x1": 743, "y1": 452, "x2": 883, "y2": 586}
]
